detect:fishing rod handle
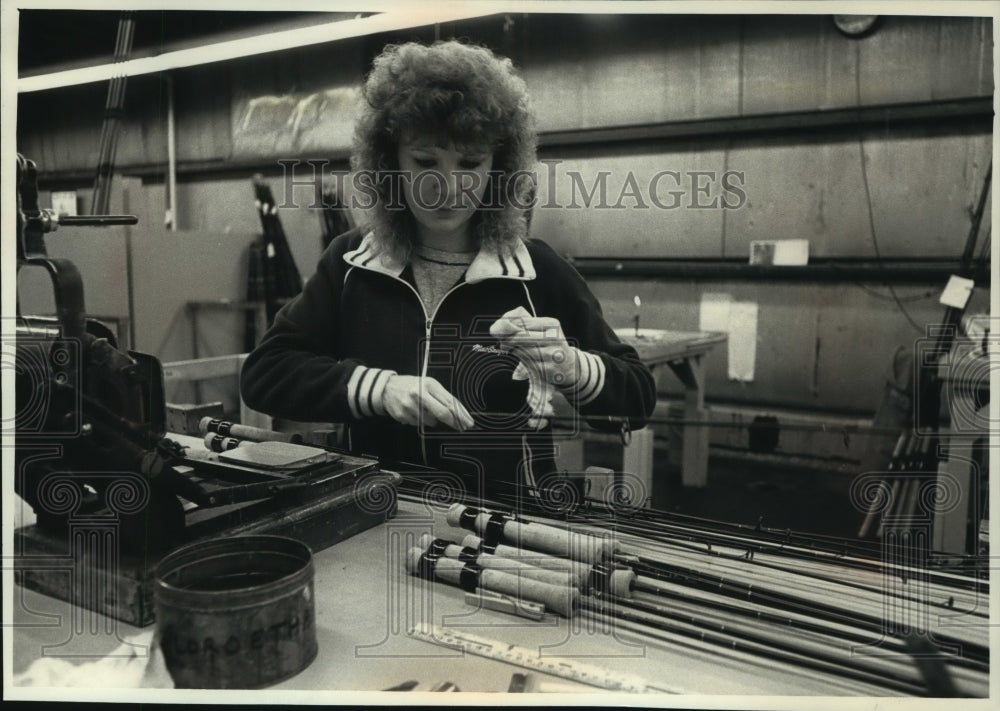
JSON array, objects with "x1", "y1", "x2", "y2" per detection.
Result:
[
  {"x1": 418, "y1": 534, "x2": 574, "y2": 588},
  {"x1": 460, "y1": 534, "x2": 634, "y2": 597},
  {"x1": 461, "y1": 534, "x2": 591, "y2": 587},
  {"x1": 446, "y1": 503, "x2": 614, "y2": 565},
  {"x1": 405, "y1": 547, "x2": 578, "y2": 618}
]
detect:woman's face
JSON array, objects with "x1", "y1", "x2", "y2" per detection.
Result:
[{"x1": 397, "y1": 134, "x2": 495, "y2": 247}]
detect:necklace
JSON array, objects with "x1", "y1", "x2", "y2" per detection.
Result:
[
  {"x1": 414, "y1": 252, "x2": 473, "y2": 267},
  {"x1": 413, "y1": 244, "x2": 475, "y2": 267}
]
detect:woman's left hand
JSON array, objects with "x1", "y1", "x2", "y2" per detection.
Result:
[{"x1": 489, "y1": 307, "x2": 579, "y2": 387}]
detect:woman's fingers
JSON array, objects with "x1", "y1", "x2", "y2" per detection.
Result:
[
  {"x1": 422, "y1": 379, "x2": 475, "y2": 430},
  {"x1": 489, "y1": 307, "x2": 555, "y2": 338},
  {"x1": 490, "y1": 311, "x2": 562, "y2": 340},
  {"x1": 383, "y1": 375, "x2": 473, "y2": 430}
]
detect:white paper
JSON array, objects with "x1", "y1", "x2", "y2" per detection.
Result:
[
  {"x1": 939, "y1": 275, "x2": 974, "y2": 309},
  {"x1": 749, "y1": 239, "x2": 809, "y2": 265},
  {"x1": 727, "y1": 301, "x2": 759, "y2": 382},
  {"x1": 50, "y1": 190, "x2": 78, "y2": 217},
  {"x1": 774, "y1": 239, "x2": 809, "y2": 265},
  {"x1": 699, "y1": 292, "x2": 731, "y2": 333}
]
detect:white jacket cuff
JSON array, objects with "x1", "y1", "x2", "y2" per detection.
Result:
[
  {"x1": 556, "y1": 348, "x2": 606, "y2": 406},
  {"x1": 346, "y1": 366, "x2": 396, "y2": 418}
]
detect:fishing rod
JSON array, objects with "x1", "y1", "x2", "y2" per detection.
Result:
[
  {"x1": 632, "y1": 576, "x2": 987, "y2": 676},
  {"x1": 396, "y1": 481, "x2": 986, "y2": 601},
  {"x1": 443, "y1": 503, "x2": 989, "y2": 663},
  {"x1": 627, "y1": 537, "x2": 987, "y2": 622},
  {"x1": 413, "y1": 531, "x2": 953, "y2": 694},
  {"x1": 402, "y1": 496, "x2": 988, "y2": 695},
  {"x1": 620, "y1": 553, "x2": 987, "y2": 665},
  {"x1": 574, "y1": 604, "x2": 905, "y2": 696},
  {"x1": 497, "y1": 480, "x2": 878, "y2": 556},
  {"x1": 573, "y1": 511, "x2": 987, "y2": 595},
  {"x1": 579, "y1": 598, "x2": 981, "y2": 697},
  {"x1": 471, "y1": 410, "x2": 903, "y2": 436},
  {"x1": 607, "y1": 595, "x2": 978, "y2": 695},
  {"x1": 395, "y1": 478, "x2": 987, "y2": 602},
  {"x1": 627, "y1": 563, "x2": 987, "y2": 669},
  {"x1": 426, "y1": 527, "x2": 914, "y2": 658},
  {"x1": 508, "y1": 488, "x2": 988, "y2": 587}
]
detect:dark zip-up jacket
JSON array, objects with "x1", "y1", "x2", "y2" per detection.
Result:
[{"x1": 241, "y1": 228, "x2": 656, "y2": 501}]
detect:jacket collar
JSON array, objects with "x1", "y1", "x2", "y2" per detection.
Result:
[{"x1": 343, "y1": 232, "x2": 536, "y2": 283}]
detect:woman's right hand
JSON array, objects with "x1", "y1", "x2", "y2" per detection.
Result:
[{"x1": 381, "y1": 374, "x2": 475, "y2": 431}]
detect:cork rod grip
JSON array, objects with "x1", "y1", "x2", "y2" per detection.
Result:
[
  {"x1": 461, "y1": 534, "x2": 589, "y2": 589},
  {"x1": 199, "y1": 417, "x2": 302, "y2": 444},
  {"x1": 462, "y1": 535, "x2": 634, "y2": 598},
  {"x1": 446, "y1": 503, "x2": 613, "y2": 564},
  {"x1": 418, "y1": 534, "x2": 573, "y2": 588},
  {"x1": 405, "y1": 548, "x2": 578, "y2": 618}
]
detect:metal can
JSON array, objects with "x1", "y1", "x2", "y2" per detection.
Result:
[{"x1": 154, "y1": 535, "x2": 317, "y2": 688}]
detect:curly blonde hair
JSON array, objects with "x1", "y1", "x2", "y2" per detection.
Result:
[{"x1": 352, "y1": 40, "x2": 537, "y2": 260}]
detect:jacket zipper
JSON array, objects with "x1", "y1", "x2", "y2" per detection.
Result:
[{"x1": 390, "y1": 276, "x2": 467, "y2": 465}]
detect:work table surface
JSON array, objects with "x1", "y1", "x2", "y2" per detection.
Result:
[{"x1": 12, "y1": 499, "x2": 911, "y2": 697}]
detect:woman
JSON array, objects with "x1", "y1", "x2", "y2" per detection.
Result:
[{"x1": 241, "y1": 40, "x2": 655, "y2": 505}]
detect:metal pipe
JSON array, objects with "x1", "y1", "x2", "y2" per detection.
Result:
[
  {"x1": 568, "y1": 258, "x2": 991, "y2": 285},
  {"x1": 123, "y1": 187, "x2": 137, "y2": 349},
  {"x1": 538, "y1": 97, "x2": 992, "y2": 151},
  {"x1": 57, "y1": 214, "x2": 137, "y2": 227},
  {"x1": 166, "y1": 75, "x2": 178, "y2": 232}
]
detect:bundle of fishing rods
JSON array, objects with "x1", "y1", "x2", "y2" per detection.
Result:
[{"x1": 397, "y1": 484, "x2": 989, "y2": 697}]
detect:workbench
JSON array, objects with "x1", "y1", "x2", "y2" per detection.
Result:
[
  {"x1": 615, "y1": 329, "x2": 727, "y2": 489},
  {"x1": 11, "y1": 498, "x2": 946, "y2": 698}
]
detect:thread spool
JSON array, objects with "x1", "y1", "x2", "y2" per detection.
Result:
[
  {"x1": 446, "y1": 503, "x2": 613, "y2": 565},
  {"x1": 405, "y1": 548, "x2": 578, "y2": 618},
  {"x1": 200, "y1": 417, "x2": 303, "y2": 444},
  {"x1": 418, "y1": 534, "x2": 573, "y2": 589},
  {"x1": 204, "y1": 433, "x2": 245, "y2": 452}
]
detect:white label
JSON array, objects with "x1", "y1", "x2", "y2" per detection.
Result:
[
  {"x1": 939, "y1": 275, "x2": 974, "y2": 309},
  {"x1": 728, "y1": 301, "x2": 759, "y2": 382},
  {"x1": 749, "y1": 239, "x2": 809, "y2": 265},
  {"x1": 699, "y1": 293, "x2": 758, "y2": 382},
  {"x1": 50, "y1": 191, "x2": 78, "y2": 216},
  {"x1": 699, "y1": 293, "x2": 731, "y2": 333}
]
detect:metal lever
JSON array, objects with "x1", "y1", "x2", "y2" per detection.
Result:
[{"x1": 57, "y1": 214, "x2": 139, "y2": 227}]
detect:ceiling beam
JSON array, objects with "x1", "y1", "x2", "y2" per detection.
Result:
[{"x1": 18, "y1": 7, "x2": 497, "y2": 93}]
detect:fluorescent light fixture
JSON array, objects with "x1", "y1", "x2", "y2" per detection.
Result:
[{"x1": 18, "y1": 7, "x2": 496, "y2": 93}]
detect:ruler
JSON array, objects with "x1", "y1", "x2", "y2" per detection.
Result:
[{"x1": 407, "y1": 623, "x2": 681, "y2": 693}]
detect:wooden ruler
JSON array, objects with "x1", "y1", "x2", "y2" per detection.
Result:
[{"x1": 407, "y1": 623, "x2": 682, "y2": 694}]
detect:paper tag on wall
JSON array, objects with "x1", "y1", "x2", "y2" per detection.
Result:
[
  {"x1": 939, "y1": 275, "x2": 974, "y2": 309},
  {"x1": 699, "y1": 293, "x2": 758, "y2": 382},
  {"x1": 699, "y1": 293, "x2": 731, "y2": 333},
  {"x1": 749, "y1": 239, "x2": 809, "y2": 266},
  {"x1": 727, "y1": 301, "x2": 758, "y2": 382}
]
